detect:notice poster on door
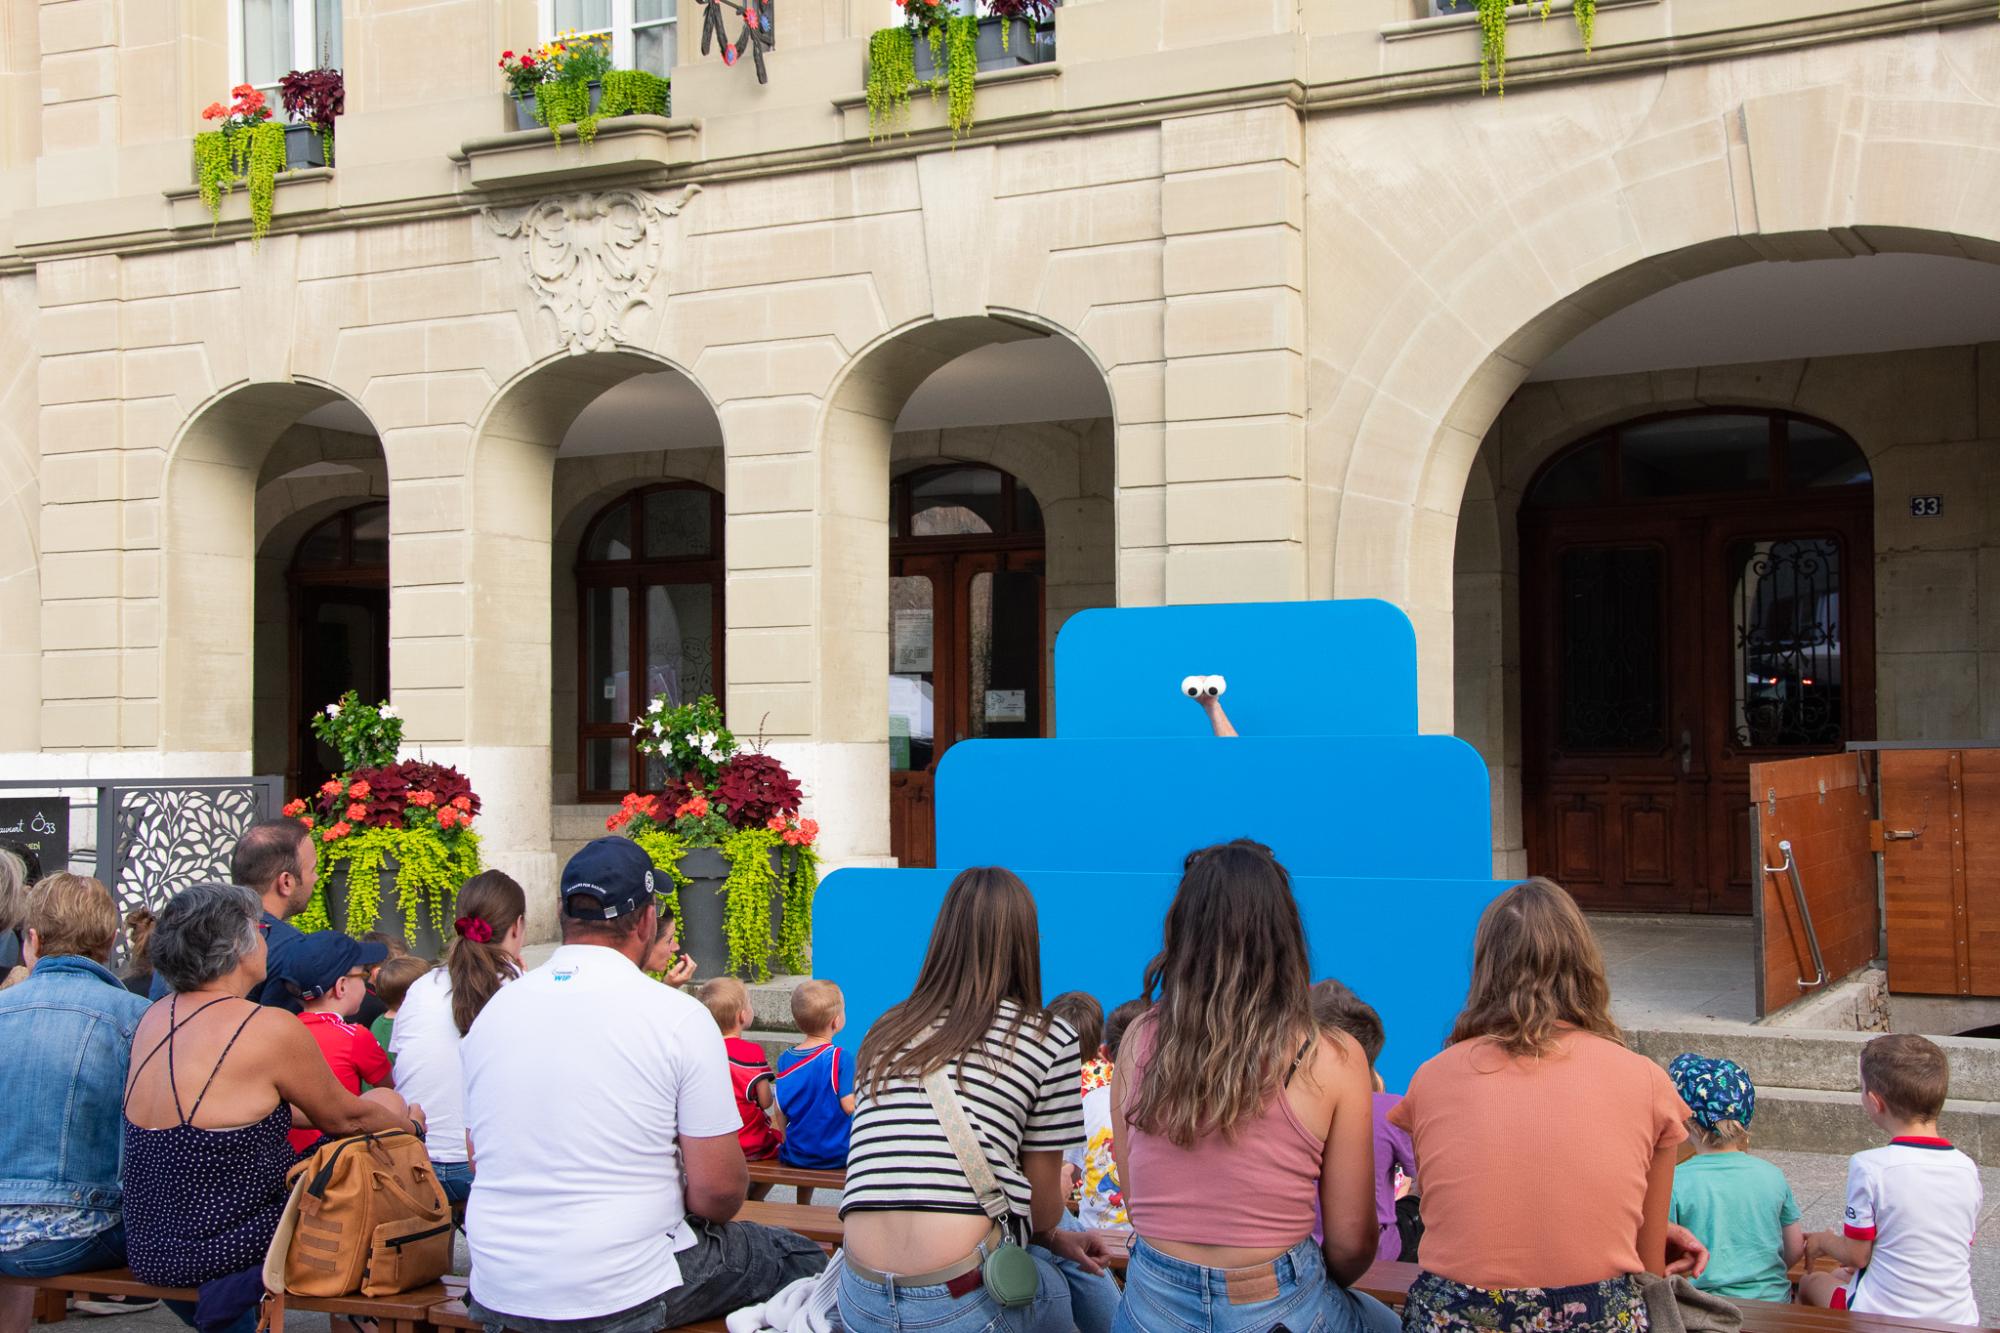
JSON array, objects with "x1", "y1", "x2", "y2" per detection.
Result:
[
  {"x1": 0, "y1": 797, "x2": 69, "y2": 876},
  {"x1": 893, "y1": 609, "x2": 934, "y2": 673},
  {"x1": 985, "y1": 689, "x2": 1028, "y2": 724}
]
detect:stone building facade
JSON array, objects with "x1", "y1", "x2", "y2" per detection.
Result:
[{"x1": 5, "y1": 0, "x2": 2000, "y2": 936}]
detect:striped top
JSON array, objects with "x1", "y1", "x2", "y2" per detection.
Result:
[{"x1": 841, "y1": 1000, "x2": 1083, "y2": 1224}]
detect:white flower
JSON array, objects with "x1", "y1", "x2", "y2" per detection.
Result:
[
  {"x1": 652, "y1": 721, "x2": 666, "y2": 736},
  {"x1": 700, "y1": 731, "x2": 717, "y2": 748},
  {"x1": 631, "y1": 719, "x2": 643, "y2": 735},
  {"x1": 325, "y1": 704, "x2": 342, "y2": 718},
  {"x1": 649, "y1": 696, "x2": 667, "y2": 714},
  {"x1": 379, "y1": 705, "x2": 399, "y2": 721}
]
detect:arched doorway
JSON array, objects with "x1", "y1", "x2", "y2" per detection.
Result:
[
  {"x1": 1519, "y1": 409, "x2": 1875, "y2": 914},
  {"x1": 288, "y1": 501, "x2": 390, "y2": 796},
  {"x1": 889, "y1": 463, "x2": 1047, "y2": 867},
  {"x1": 572, "y1": 482, "x2": 727, "y2": 800}
]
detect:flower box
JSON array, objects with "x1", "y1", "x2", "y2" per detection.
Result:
[
  {"x1": 911, "y1": 16, "x2": 1043, "y2": 77},
  {"x1": 322, "y1": 852, "x2": 446, "y2": 958},
  {"x1": 514, "y1": 79, "x2": 602, "y2": 131},
  {"x1": 284, "y1": 122, "x2": 327, "y2": 169},
  {"x1": 670, "y1": 845, "x2": 794, "y2": 981}
]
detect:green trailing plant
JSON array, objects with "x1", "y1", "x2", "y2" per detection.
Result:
[
  {"x1": 629, "y1": 826, "x2": 693, "y2": 924},
  {"x1": 944, "y1": 15, "x2": 978, "y2": 140},
  {"x1": 1477, "y1": 0, "x2": 1508, "y2": 95},
  {"x1": 298, "y1": 826, "x2": 482, "y2": 942},
  {"x1": 1573, "y1": 0, "x2": 1595, "y2": 51},
  {"x1": 600, "y1": 68, "x2": 671, "y2": 118},
  {"x1": 866, "y1": 26, "x2": 919, "y2": 139},
  {"x1": 195, "y1": 85, "x2": 288, "y2": 243},
  {"x1": 719, "y1": 826, "x2": 782, "y2": 979},
  {"x1": 536, "y1": 79, "x2": 596, "y2": 142},
  {"x1": 774, "y1": 840, "x2": 819, "y2": 977}
]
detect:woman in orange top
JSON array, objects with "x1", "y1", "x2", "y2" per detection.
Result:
[{"x1": 1390, "y1": 878, "x2": 1702, "y2": 1332}]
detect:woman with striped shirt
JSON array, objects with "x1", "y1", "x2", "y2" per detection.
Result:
[{"x1": 839, "y1": 866, "x2": 1116, "y2": 1333}]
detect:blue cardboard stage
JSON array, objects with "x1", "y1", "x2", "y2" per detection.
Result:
[{"x1": 815, "y1": 600, "x2": 1508, "y2": 1091}]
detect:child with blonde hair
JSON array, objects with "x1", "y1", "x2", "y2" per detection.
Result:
[
  {"x1": 774, "y1": 978, "x2": 853, "y2": 1169},
  {"x1": 1666, "y1": 1053, "x2": 1802, "y2": 1301},
  {"x1": 701, "y1": 975, "x2": 781, "y2": 1160}
]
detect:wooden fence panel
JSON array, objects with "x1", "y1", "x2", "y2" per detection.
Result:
[
  {"x1": 1750, "y1": 752, "x2": 1878, "y2": 1018},
  {"x1": 1879, "y1": 749, "x2": 1962, "y2": 995}
]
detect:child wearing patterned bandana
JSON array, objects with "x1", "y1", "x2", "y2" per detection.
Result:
[{"x1": 1667, "y1": 1053, "x2": 1804, "y2": 1302}]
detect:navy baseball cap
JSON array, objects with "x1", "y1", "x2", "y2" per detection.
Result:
[
  {"x1": 561, "y1": 837, "x2": 658, "y2": 921},
  {"x1": 273, "y1": 931, "x2": 389, "y2": 1002}
]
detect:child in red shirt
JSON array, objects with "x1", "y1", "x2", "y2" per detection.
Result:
[
  {"x1": 700, "y1": 976, "x2": 781, "y2": 1160},
  {"x1": 273, "y1": 933, "x2": 394, "y2": 1155}
]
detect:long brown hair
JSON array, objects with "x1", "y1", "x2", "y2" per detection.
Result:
[
  {"x1": 449, "y1": 871, "x2": 526, "y2": 1036},
  {"x1": 1448, "y1": 876, "x2": 1621, "y2": 1057},
  {"x1": 1125, "y1": 840, "x2": 1317, "y2": 1147},
  {"x1": 856, "y1": 867, "x2": 1049, "y2": 1096}
]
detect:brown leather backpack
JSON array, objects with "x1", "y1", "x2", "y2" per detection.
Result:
[{"x1": 260, "y1": 1128, "x2": 453, "y2": 1319}]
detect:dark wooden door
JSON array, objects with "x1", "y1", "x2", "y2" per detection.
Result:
[
  {"x1": 291, "y1": 584, "x2": 390, "y2": 796},
  {"x1": 1523, "y1": 497, "x2": 1873, "y2": 913},
  {"x1": 888, "y1": 549, "x2": 1045, "y2": 868}
]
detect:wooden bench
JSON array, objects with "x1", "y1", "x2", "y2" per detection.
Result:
[
  {"x1": 736, "y1": 1198, "x2": 843, "y2": 1248},
  {"x1": 0, "y1": 1269, "x2": 448, "y2": 1333},
  {"x1": 744, "y1": 1160, "x2": 843, "y2": 1207}
]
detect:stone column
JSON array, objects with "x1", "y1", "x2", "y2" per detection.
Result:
[{"x1": 1157, "y1": 105, "x2": 1308, "y2": 604}]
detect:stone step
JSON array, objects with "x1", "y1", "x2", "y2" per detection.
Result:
[
  {"x1": 1628, "y1": 1023, "x2": 2000, "y2": 1163},
  {"x1": 1749, "y1": 1085, "x2": 2000, "y2": 1164},
  {"x1": 1628, "y1": 1023, "x2": 2000, "y2": 1101}
]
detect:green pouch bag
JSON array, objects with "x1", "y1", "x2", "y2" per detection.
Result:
[{"x1": 980, "y1": 1239, "x2": 1042, "y2": 1308}]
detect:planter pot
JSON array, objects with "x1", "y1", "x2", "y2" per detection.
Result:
[
  {"x1": 283, "y1": 123, "x2": 327, "y2": 169},
  {"x1": 323, "y1": 855, "x2": 446, "y2": 959},
  {"x1": 672, "y1": 846, "x2": 788, "y2": 982},
  {"x1": 911, "y1": 17, "x2": 1040, "y2": 79}
]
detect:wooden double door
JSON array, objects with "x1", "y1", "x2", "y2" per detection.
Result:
[
  {"x1": 888, "y1": 548, "x2": 1045, "y2": 868},
  {"x1": 1522, "y1": 497, "x2": 1874, "y2": 914}
]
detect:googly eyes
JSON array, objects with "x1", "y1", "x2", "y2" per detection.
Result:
[
  {"x1": 1204, "y1": 674, "x2": 1226, "y2": 698},
  {"x1": 1180, "y1": 675, "x2": 1228, "y2": 698},
  {"x1": 1181, "y1": 675, "x2": 1203, "y2": 698}
]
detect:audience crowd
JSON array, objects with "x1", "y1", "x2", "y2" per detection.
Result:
[{"x1": 0, "y1": 820, "x2": 1984, "y2": 1333}]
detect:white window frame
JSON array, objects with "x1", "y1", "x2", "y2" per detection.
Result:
[
  {"x1": 538, "y1": 0, "x2": 677, "y2": 75},
  {"x1": 227, "y1": 0, "x2": 341, "y2": 100}
]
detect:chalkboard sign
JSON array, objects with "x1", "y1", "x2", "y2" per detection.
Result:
[{"x1": 0, "y1": 797, "x2": 70, "y2": 878}]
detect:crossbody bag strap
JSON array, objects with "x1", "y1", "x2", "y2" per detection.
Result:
[{"x1": 920, "y1": 1067, "x2": 1012, "y2": 1226}]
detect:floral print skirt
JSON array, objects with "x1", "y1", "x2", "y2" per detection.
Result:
[{"x1": 1401, "y1": 1270, "x2": 1649, "y2": 1333}]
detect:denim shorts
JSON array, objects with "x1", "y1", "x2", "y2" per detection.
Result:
[
  {"x1": 432, "y1": 1160, "x2": 474, "y2": 1208},
  {"x1": 838, "y1": 1245, "x2": 1076, "y2": 1333},
  {"x1": 0, "y1": 1222, "x2": 127, "y2": 1278},
  {"x1": 1112, "y1": 1236, "x2": 1400, "y2": 1333}
]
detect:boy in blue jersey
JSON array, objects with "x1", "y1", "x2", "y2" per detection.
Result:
[{"x1": 773, "y1": 979, "x2": 855, "y2": 1169}]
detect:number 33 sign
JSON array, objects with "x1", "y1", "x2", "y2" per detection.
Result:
[{"x1": 1911, "y1": 495, "x2": 1943, "y2": 518}]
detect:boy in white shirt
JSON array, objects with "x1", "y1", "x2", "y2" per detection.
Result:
[{"x1": 1800, "y1": 1034, "x2": 1981, "y2": 1325}]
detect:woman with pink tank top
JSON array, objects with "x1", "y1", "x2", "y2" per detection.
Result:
[{"x1": 1110, "y1": 841, "x2": 1399, "y2": 1333}]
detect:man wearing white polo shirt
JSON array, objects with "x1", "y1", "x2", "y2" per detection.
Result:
[{"x1": 462, "y1": 838, "x2": 826, "y2": 1333}]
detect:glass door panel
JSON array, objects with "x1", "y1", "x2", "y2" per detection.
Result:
[
  {"x1": 1557, "y1": 546, "x2": 1666, "y2": 752},
  {"x1": 1729, "y1": 537, "x2": 1843, "y2": 749},
  {"x1": 584, "y1": 585, "x2": 632, "y2": 724},
  {"x1": 965, "y1": 569, "x2": 1040, "y2": 740},
  {"x1": 889, "y1": 573, "x2": 937, "y2": 773}
]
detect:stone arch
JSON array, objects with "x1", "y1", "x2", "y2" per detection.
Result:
[
  {"x1": 1310, "y1": 22, "x2": 2000, "y2": 729},
  {"x1": 467, "y1": 346, "x2": 724, "y2": 932},
  {"x1": 161, "y1": 380, "x2": 387, "y2": 759},
  {"x1": 805, "y1": 314, "x2": 1116, "y2": 864}
]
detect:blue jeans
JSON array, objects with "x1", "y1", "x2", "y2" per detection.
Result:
[
  {"x1": 1037, "y1": 1211, "x2": 1121, "y2": 1333},
  {"x1": 839, "y1": 1247, "x2": 1075, "y2": 1333},
  {"x1": 1112, "y1": 1236, "x2": 1400, "y2": 1333},
  {"x1": 0, "y1": 1222, "x2": 127, "y2": 1278},
  {"x1": 433, "y1": 1160, "x2": 474, "y2": 1209}
]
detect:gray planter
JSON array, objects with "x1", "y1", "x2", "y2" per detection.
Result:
[
  {"x1": 323, "y1": 854, "x2": 446, "y2": 959},
  {"x1": 670, "y1": 845, "x2": 790, "y2": 982},
  {"x1": 911, "y1": 17, "x2": 1042, "y2": 79},
  {"x1": 517, "y1": 81, "x2": 604, "y2": 132},
  {"x1": 283, "y1": 123, "x2": 328, "y2": 169}
]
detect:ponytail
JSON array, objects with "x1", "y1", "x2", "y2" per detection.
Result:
[{"x1": 448, "y1": 870, "x2": 527, "y2": 1036}]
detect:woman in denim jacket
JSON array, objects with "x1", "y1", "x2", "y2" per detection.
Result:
[{"x1": 0, "y1": 874, "x2": 150, "y2": 1333}]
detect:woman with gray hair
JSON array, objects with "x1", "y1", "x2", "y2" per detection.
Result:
[{"x1": 121, "y1": 883, "x2": 423, "y2": 1333}]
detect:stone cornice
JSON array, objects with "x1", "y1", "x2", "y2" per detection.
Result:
[{"x1": 1, "y1": 0, "x2": 1994, "y2": 274}]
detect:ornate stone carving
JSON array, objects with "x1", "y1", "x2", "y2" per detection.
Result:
[{"x1": 487, "y1": 186, "x2": 699, "y2": 354}]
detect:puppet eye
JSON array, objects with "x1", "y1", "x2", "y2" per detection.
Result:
[
  {"x1": 1180, "y1": 675, "x2": 1203, "y2": 698},
  {"x1": 1202, "y1": 675, "x2": 1227, "y2": 698}
]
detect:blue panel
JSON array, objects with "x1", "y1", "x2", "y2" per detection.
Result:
[
  {"x1": 933, "y1": 735, "x2": 1491, "y2": 880},
  {"x1": 815, "y1": 866, "x2": 1495, "y2": 1093},
  {"x1": 1053, "y1": 600, "x2": 1418, "y2": 739}
]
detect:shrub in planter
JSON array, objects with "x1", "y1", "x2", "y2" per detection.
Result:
[
  {"x1": 867, "y1": 3, "x2": 979, "y2": 142},
  {"x1": 609, "y1": 693, "x2": 820, "y2": 982},
  {"x1": 286, "y1": 697, "x2": 482, "y2": 950},
  {"x1": 278, "y1": 66, "x2": 342, "y2": 166},
  {"x1": 194, "y1": 85, "x2": 287, "y2": 244}
]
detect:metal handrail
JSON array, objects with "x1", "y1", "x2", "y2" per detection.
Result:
[{"x1": 1763, "y1": 838, "x2": 1827, "y2": 991}]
